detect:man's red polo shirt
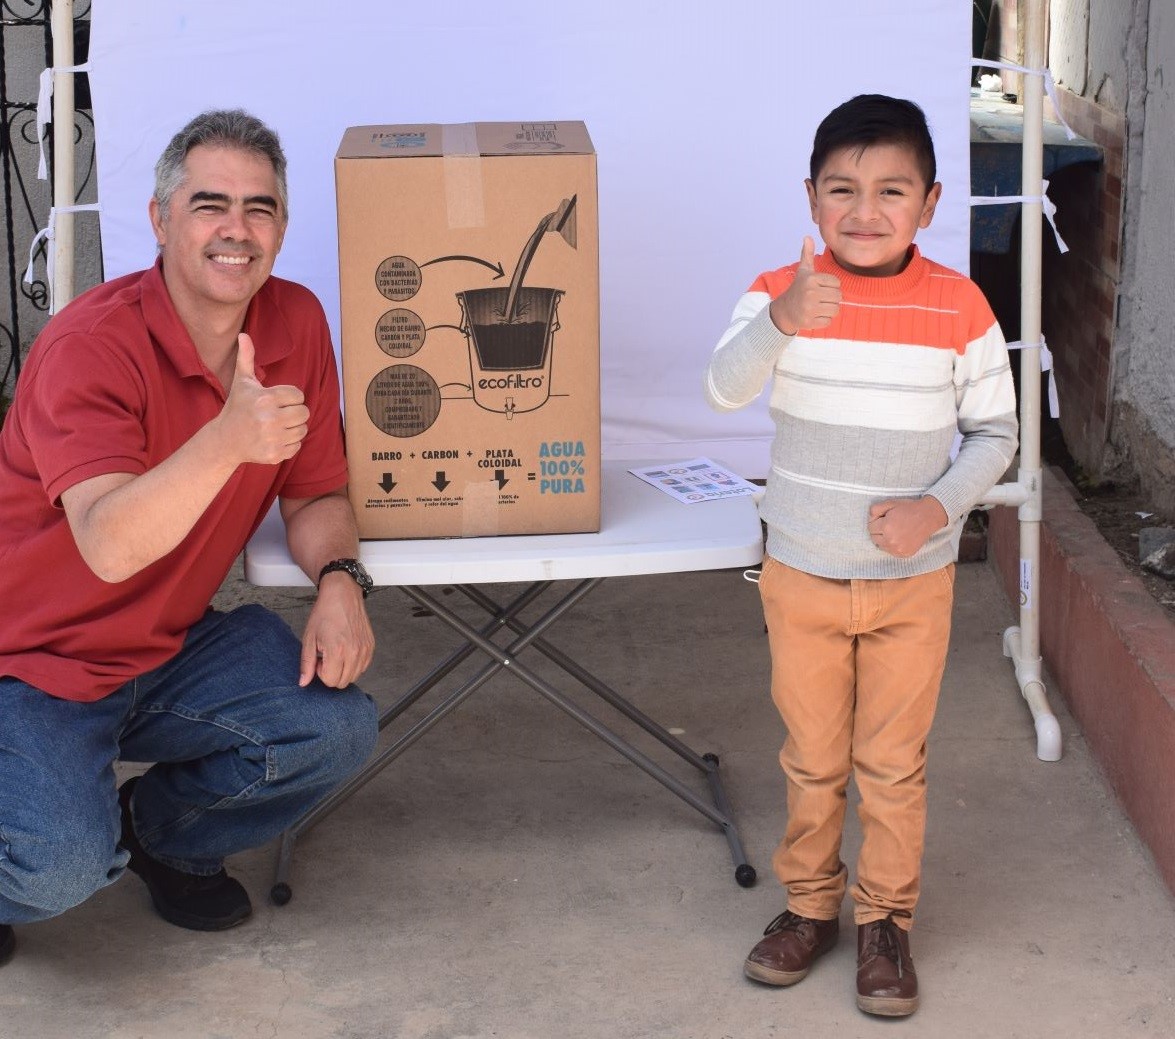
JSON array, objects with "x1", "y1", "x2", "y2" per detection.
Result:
[{"x1": 0, "y1": 261, "x2": 349, "y2": 701}]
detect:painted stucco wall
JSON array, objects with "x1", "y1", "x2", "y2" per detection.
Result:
[
  {"x1": 1048, "y1": 0, "x2": 1175, "y2": 511},
  {"x1": 1115, "y1": 0, "x2": 1175, "y2": 509}
]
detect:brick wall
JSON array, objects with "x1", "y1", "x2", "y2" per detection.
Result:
[
  {"x1": 1043, "y1": 89, "x2": 1125, "y2": 475},
  {"x1": 980, "y1": 1, "x2": 1124, "y2": 476}
]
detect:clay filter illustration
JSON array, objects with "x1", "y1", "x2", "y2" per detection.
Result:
[{"x1": 457, "y1": 195, "x2": 577, "y2": 417}]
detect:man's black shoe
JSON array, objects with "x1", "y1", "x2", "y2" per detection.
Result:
[
  {"x1": 118, "y1": 778, "x2": 252, "y2": 932},
  {"x1": 0, "y1": 923, "x2": 14, "y2": 966}
]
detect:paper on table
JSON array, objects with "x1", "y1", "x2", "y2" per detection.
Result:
[{"x1": 628, "y1": 457, "x2": 761, "y2": 504}]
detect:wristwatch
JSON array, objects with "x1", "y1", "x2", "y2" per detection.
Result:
[{"x1": 317, "y1": 558, "x2": 373, "y2": 598}]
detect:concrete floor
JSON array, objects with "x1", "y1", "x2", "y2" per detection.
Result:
[{"x1": 3, "y1": 559, "x2": 1174, "y2": 1038}]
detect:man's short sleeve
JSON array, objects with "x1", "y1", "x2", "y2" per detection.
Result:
[
  {"x1": 24, "y1": 333, "x2": 150, "y2": 505},
  {"x1": 265, "y1": 285, "x2": 349, "y2": 502}
]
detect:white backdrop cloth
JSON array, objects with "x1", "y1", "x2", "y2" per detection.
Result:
[{"x1": 88, "y1": 0, "x2": 968, "y2": 475}]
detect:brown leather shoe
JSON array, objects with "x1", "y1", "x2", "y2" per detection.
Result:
[
  {"x1": 856, "y1": 917, "x2": 918, "y2": 1016},
  {"x1": 744, "y1": 909, "x2": 839, "y2": 986}
]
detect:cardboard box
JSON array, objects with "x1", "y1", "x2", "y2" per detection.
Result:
[{"x1": 335, "y1": 121, "x2": 600, "y2": 539}]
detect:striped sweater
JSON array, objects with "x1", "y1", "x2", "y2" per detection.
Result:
[{"x1": 704, "y1": 246, "x2": 1018, "y2": 579}]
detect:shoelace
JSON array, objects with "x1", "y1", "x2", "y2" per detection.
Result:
[
  {"x1": 863, "y1": 918, "x2": 907, "y2": 979},
  {"x1": 762, "y1": 910, "x2": 809, "y2": 936}
]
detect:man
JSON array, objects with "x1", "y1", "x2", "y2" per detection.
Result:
[{"x1": 0, "y1": 110, "x2": 379, "y2": 965}]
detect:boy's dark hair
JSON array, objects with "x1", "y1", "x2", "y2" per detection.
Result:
[{"x1": 809, "y1": 94, "x2": 937, "y2": 191}]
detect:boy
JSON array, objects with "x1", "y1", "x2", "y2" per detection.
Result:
[{"x1": 703, "y1": 95, "x2": 1017, "y2": 1017}]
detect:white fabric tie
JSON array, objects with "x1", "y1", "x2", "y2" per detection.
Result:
[
  {"x1": 1007, "y1": 338, "x2": 1061, "y2": 418},
  {"x1": 971, "y1": 58, "x2": 1078, "y2": 140},
  {"x1": 36, "y1": 62, "x2": 93, "y2": 181},
  {"x1": 971, "y1": 179, "x2": 1070, "y2": 255},
  {"x1": 24, "y1": 203, "x2": 102, "y2": 312}
]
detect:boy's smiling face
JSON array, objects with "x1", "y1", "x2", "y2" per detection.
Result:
[{"x1": 805, "y1": 142, "x2": 941, "y2": 278}]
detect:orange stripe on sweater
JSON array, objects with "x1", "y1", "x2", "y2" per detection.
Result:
[{"x1": 749, "y1": 257, "x2": 996, "y2": 355}]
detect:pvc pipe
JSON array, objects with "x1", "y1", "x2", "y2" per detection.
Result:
[
  {"x1": 50, "y1": 0, "x2": 75, "y2": 312},
  {"x1": 1003, "y1": 627, "x2": 1062, "y2": 761},
  {"x1": 1008, "y1": 0, "x2": 1061, "y2": 760},
  {"x1": 1020, "y1": 8, "x2": 1043, "y2": 471},
  {"x1": 1019, "y1": 0, "x2": 1044, "y2": 658},
  {"x1": 977, "y1": 482, "x2": 1032, "y2": 508}
]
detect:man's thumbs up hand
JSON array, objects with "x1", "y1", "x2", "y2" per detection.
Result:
[
  {"x1": 222, "y1": 333, "x2": 309, "y2": 465},
  {"x1": 234, "y1": 329, "x2": 258, "y2": 382},
  {"x1": 769, "y1": 237, "x2": 842, "y2": 336}
]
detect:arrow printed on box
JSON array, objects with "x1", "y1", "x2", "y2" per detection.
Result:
[
  {"x1": 494, "y1": 470, "x2": 508, "y2": 490},
  {"x1": 433, "y1": 472, "x2": 450, "y2": 492},
  {"x1": 379, "y1": 473, "x2": 397, "y2": 493},
  {"x1": 419, "y1": 256, "x2": 505, "y2": 278}
]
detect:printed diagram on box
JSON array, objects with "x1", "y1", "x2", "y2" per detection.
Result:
[{"x1": 365, "y1": 195, "x2": 577, "y2": 440}]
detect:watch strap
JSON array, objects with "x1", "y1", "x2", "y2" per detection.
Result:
[{"x1": 317, "y1": 558, "x2": 372, "y2": 598}]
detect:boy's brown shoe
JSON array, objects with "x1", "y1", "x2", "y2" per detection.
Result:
[
  {"x1": 744, "y1": 909, "x2": 839, "y2": 985},
  {"x1": 0, "y1": 923, "x2": 14, "y2": 967},
  {"x1": 856, "y1": 917, "x2": 919, "y2": 1016}
]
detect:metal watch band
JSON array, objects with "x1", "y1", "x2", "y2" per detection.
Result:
[{"x1": 317, "y1": 558, "x2": 372, "y2": 598}]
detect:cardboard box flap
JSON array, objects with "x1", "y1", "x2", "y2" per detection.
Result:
[
  {"x1": 475, "y1": 121, "x2": 594, "y2": 155},
  {"x1": 337, "y1": 121, "x2": 594, "y2": 159}
]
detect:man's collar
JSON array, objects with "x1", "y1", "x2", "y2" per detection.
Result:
[{"x1": 141, "y1": 258, "x2": 292, "y2": 378}]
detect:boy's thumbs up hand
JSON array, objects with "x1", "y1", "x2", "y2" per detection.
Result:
[
  {"x1": 221, "y1": 333, "x2": 310, "y2": 465},
  {"x1": 798, "y1": 234, "x2": 816, "y2": 271},
  {"x1": 770, "y1": 236, "x2": 842, "y2": 336}
]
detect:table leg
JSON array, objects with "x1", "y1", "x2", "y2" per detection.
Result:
[
  {"x1": 373, "y1": 581, "x2": 553, "y2": 731},
  {"x1": 270, "y1": 577, "x2": 756, "y2": 903},
  {"x1": 270, "y1": 579, "x2": 592, "y2": 904},
  {"x1": 459, "y1": 584, "x2": 714, "y2": 770},
  {"x1": 413, "y1": 583, "x2": 756, "y2": 887}
]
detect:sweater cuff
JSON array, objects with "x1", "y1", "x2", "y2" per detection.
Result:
[
  {"x1": 742, "y1": 305, "x2": 793, "y2": 365},
  {"x1": 925, "y1": 474, "x2": 976, "y2": 524}
]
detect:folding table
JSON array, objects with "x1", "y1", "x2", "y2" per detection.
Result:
[{"x1": 244, "y1": 459, "x2": 765, "y2": 904}]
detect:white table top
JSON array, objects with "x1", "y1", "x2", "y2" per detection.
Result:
[{"x1": 245, "y1": 459, "x2": 764, "y2": 587}]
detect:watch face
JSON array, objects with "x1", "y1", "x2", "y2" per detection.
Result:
[
  {"x1": 352, "y1": 561, "x2": 374, "y2": 590},
  {"x1": 322, "y1": 559, "x2": 373, "y2": 595}
]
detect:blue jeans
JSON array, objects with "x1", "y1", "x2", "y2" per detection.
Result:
[{"x1": 0, "y1": 605, "x2": 377, "y2": 924}]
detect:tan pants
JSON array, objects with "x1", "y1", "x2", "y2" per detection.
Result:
[{"x1": 758, "y1": 556, "x2": 955, "y2": 930}]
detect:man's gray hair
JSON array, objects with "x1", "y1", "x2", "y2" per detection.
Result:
[{"x1": 154, "y1": 109, "x2": 289, "y2": 219}]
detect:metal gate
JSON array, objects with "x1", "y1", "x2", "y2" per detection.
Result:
[{"x1": 0, "y1": 0, "x2": 94, "y2": 410}]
